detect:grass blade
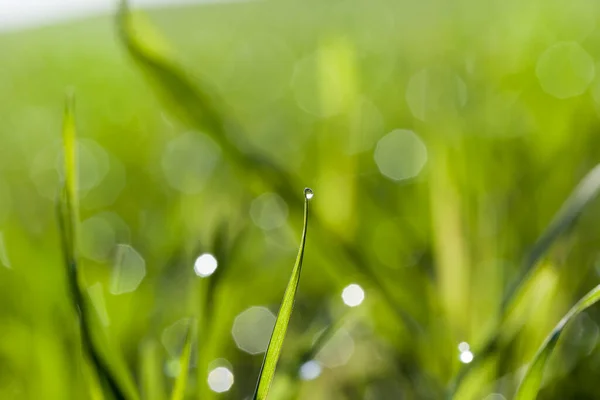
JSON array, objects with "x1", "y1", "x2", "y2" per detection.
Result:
[
  {"x1": 515, "y1": 284, "x2": 600, "y2": 400},
  {"x1": 170, "y1": 320, "x2": 195, "y2": 400},
  {"x1": 253, "y1": 188, "x2": 313, "y2": 400},
  {"x1": 449, "y1": 164, "x2": 600, "y2": 397},
  {"x1": 116, "y1": 0, "x2": 421, "y2": 337},
  {"x1": 140, "y1": 339, "x2": 166, "y2": 400},
  {"x1": 116, "y1": 0, "x2": 240, "y2": 159},
  {"x1": 502, "y1": 164, "x2": 600, "y2": 310},
  {"x1": 57, "y1": 94, "x2": 129, "y2": 400}
]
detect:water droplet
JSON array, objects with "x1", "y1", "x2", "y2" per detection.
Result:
[
  {"x1": 458, "y1": 342, "x2": 470, "y2": 352},
  {"x1": 459, "y1": 350, "x2": 474, "y2": 363},
  {"x1": 207, "y1": 366, "x2": 234, "y2": 393},
  {"x1": 299, "y1": 360, "x2": 322, "y2": 381},
  {"x1": 194, "y1": 253, "x2": 218, "y2": 277},
  {"x1": 304, "y1": 188, "x2": 314, "y2": 200},
  {"x1": 341, "y1": 283, "x2": 365, "y2": 307}
]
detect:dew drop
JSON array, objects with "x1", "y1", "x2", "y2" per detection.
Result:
[
  {"x1": 304, "y1": 188, "x2": 314, "y2": 200},
  {"x1": 458, "y1": 342, "x2": 470, "y2": 352},
  {"x1": 459, "y1": 350, "x2": 474, "y2": 364},
  {"x1": 207, "y1": 366, "x2": 234, "y2": 393},
  {"x1": 299, "y1": 360, "x2": 322, "y2": 381},
  {"x1": 194, "y1": 253, "x2": 218, "y2": 277},
  {"x1": 341, "y1": 283, "x2": 365, "y2": 307}
]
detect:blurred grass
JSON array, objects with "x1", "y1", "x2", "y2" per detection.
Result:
[
  {"x1": 516, "y1": 284, "x2": 600, "y2": 400},
  {"x1": 170, "y1": 320, "x2": 194, "y2": 400},
  {"x1": 58, "y1": 94, "x2": 139, "y2": 400},
  {"x1": 3, "y1": 0, "x2": 600, "y2": 399}
]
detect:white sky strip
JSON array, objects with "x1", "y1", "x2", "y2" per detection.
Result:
[{"x1": 0, "y1": 0, "x2": 253, "y2": 32}]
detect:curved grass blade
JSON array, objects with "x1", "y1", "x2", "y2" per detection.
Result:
[
  {"x1": 252, "y1": 188, "x2": 312, "y2": 400},
  {"x1": 515, "y1": 284, "x2": 600, "y2": 400},
  {"x1": 116, "y1": 0, "x2": 240, "y2": 159},
  {"x1": 449, "y1": 164, "x2": 600, "y2": 397},
  {"x1": 57, "y1": 94, "x2": 130, "y2": 400},
  {"x1": 116, "y1": 0, "x2": 421, "y2": 338},
  {"x1": 116, "y1": 0, "x2": 300, "y2": 199},
  {"x1": 502, "y1": 164, "x2": 600, "y2": 310},
  {"x1": 266, "y1": 313, "x2": 354, "y2": 400},
  {"x1": 170, "y1": 320, "x2": 195, "y2": 400}
]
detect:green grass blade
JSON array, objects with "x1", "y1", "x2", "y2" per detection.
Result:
[
  {"x1": 502, "y1": 164, "x2": 600, "y2": 309},
  {"x1": 58, "y1": 93, "x2": 77, "y2": 270},
  {"x1": 140, "y1": 339, "x2": 166, "y2": 400},
  {"x1": 170, "y1": 320, "x2": 194, "y2": 400},
  {"x1": 515, "y1": 284, "x2": 600, "y2": 400},
  {"x1": 57, "y1": 94, "x2": 130, "y2": 400},
  {"x1": 115, "y1": 0, "x2": 421, "y2": 338},
  {"x1": 449, "y1": 164, "x2": 600, "y2": 397},
  {"x1": 116, "y1": 0, "x2": 240, "y2": 158},
  {"x1": 115, "y1": 0, "x2": 296, "y2": 194},
  {"x1": 252, "y1": 188, "x2": 312, "y2": 400}
]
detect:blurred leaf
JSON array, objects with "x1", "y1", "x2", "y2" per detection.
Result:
[
  {"x1": 140, "y1": 339, "x2": 166, "y2": 400},
  {"x1": 57, "y1": 94, "x2": 134, "y2": 400},
  {"x1": 515, "y1": 284, "x2": 600, "y2": 400},
  {"x1": 58, "y1": 93, "x2": 77, "y2": 268},
  {"x1": 253, "y1": 189, "x2": 312, "y2": 400},
  {"x1": 116, "y1": 0, "x2": 302, "y2": 202},
  {"x1": 170, "y1": 320, "x2": 194, "y2": 400},
  {"x1": 503, "y1": 164, "x2": 600, "y2": 309},
  {"x1": 116, "y1": 0, "x2": 240, "y2": 158},
  {"x1": 116, "y1": 0, "x2": 420, "y2": 340},
  {"x1": 450, "y1": 163, "x2": 600, "y2": 397}
]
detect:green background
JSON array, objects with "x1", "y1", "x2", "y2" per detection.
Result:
[{"x1": 3, "y1": 0, "x2": 600, "y2": 398}]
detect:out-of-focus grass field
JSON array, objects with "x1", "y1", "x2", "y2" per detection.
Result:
[{"x1": 3, "y1": 0, "x2": 600, "y2": 399}]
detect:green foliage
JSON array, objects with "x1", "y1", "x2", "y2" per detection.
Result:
[
  {"x1": 116, "y1": 0, "x2": 238, "y2": 158},
  {"x1": 4, "y1": 0, "x2": 600, "y2": 399},
  {"x1": 170, "y1": 320, "x2": 194, "y2": 400},
  {"x1": 449, "y1": 163, "x2": 600, "y2": 397},
  {"x1": 116, "y1": 0, "x2": 420, "y2": 342},
  {"x1": 253, "y1": 189, "x2": 312, "y2": 400},
  {"x1": 516, "y1": 285, "x2": 600, "y2": 400},
  {"x1": 505, "y1": 164, "x2": 600, "y2": 309},
  {"x1": 57, "y1": 94, "x2": 130, "y2": 400}
]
